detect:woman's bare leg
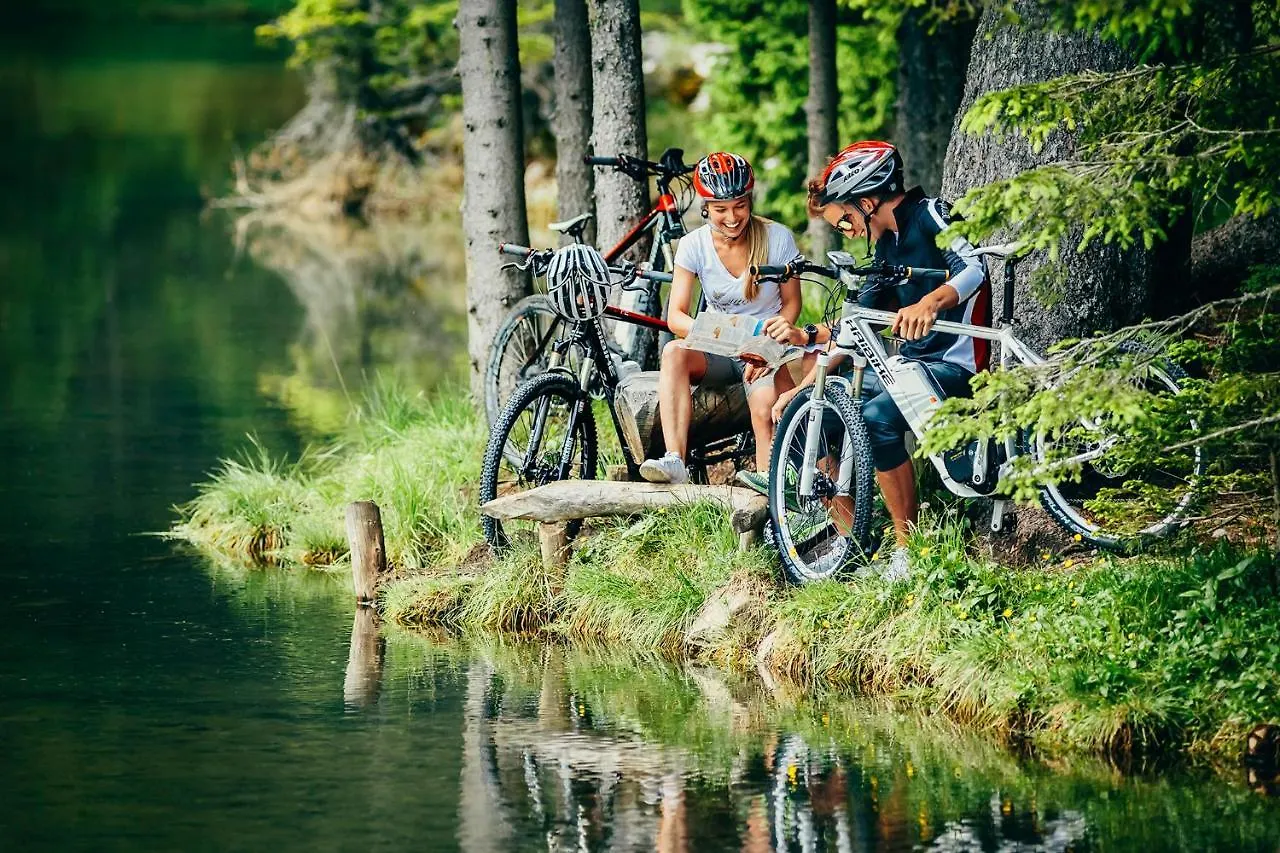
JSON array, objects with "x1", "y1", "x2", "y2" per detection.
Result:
[
  {"x1": 657, "y1": 341, "x2": 707, "y2": 459},
  {"x1": 746, "y1": 381, "x2": 778, "y2": 471}
]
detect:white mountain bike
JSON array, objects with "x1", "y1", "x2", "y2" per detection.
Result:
[{"x1": 752, "y1": 248, "x2": 1204, "y2": 584}]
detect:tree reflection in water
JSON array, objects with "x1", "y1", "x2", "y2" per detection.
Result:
[{"x1": 231, "y1": 210, "x2": 469, "y2": 430}]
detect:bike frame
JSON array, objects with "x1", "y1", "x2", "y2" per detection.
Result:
[
  {"x1": 522, "y1": 192, "x2": 684, "y2": 372},
  {"x1": 816, "y1": 300, "x2": 1043, "y2": 500}
]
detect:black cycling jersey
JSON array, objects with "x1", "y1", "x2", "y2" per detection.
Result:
[{"x1": 858, "y1": 186, "x2": 991, "y2": 373}]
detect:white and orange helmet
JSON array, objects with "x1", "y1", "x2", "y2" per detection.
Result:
[
  {"x1": 693, "y1": 152, "x2": 755, "y2": 201},
  {"x1": 817, "y1": 140, "x2": 904, "y2": 205}
]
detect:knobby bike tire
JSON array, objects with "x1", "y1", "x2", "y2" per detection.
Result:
[
  {"x1": 479, "y1": 372, "x2": 598, "y2": 551},
  {"x1": 1036, "y1": 355, "x2": 1203, "y2": 552},
  {"x1": 767, "y1": 383, "x2": 875, "y2": 584},
  {"x1": 484, "y1": 295, "x2": 562, "y2": 427}
]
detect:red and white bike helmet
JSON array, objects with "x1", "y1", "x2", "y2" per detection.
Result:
[
  {"x1": 817, "y1": 140, "x2": 904, "y2": 205},
  {"x1": 693, "y1": 152, "x2": 755, "y2": 201}
]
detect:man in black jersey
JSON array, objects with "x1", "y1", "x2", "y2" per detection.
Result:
[{"x1": 768, "y1": 141, "x2": 990, "y2": 578}]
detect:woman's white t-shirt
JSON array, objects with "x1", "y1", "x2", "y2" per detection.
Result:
[{"x1": 673, "y1": 221, "x2": 801, "y2": 321}]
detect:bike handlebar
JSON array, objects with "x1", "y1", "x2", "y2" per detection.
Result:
[
  {"x1": 637, "y1": 268, "x2": 673, "y2": 284},
  {"x1": 497, "y1": 243, "x2": 672, "y2": 284},
  {"x1": 498, "y1": 242, "x2": 538, "y2": 257},
  {"x1": 751, "y1": 258, "x2": 951, "y2": 284},
  {"x1": 584, "y1": 148, "x2": 693, "y2": 181}
]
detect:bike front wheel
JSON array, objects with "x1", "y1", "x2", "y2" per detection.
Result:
[
  {"x1": 767, "y1": 383, "x2": 875, "y2": 584},
  {"x1": 480, "y1": 373, "x2": 598, "y2": 551},
  {"x1": 484, "y1": 295, "x2": 564, "y2": 427},
  {"x1": 1037, "y1": 357, "x2": 1204, "y2": 552}
]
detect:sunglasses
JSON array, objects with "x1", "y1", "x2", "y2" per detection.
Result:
[{"x1": 830, "y1": 213, "x2": 856, "y2": 236}]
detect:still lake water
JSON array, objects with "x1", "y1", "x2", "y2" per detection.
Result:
[{"x1": 1, "y1": 19, "x2": 1278, "y2": 853}]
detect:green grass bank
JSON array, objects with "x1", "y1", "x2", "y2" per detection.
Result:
[{"x1": 171, "y1": 380, "x2": 1280, "y2": 758}]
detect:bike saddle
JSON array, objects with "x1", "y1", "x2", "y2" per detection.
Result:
[
  {"x1": 548, "y1": 212, "x2": 594, "y2": 235},
  {"x1": 969, "y1": 241, "x2": 1024, "y2": 260}
]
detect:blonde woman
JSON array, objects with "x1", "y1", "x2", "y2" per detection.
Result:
[{"x1": 639, "y1": 152, "x2": 811, "y2": 486}]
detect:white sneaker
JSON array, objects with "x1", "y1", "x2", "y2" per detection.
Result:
[
  {"x1": 639, "y1": 451, "x2": 688, "y2": 485},
  {"x1": 875, "y1": 547, "x2": 911, "y2": 582}
]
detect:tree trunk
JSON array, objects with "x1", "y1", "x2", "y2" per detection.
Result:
[
  {"x1": 458, "y1": 0, "x2": 532, "y2": 399},
  {"x1": 941, "y1": 0, "x2": 1152, "y2": 355},
  {"x1": 805, "y1": 0, "x2": 840, "y2": 261},
  {"x1": 894, "y1": 6, "x2": 976, "y2": 194},
  {"x1": 588, "y1": 0, "x2": 649, "y2": 257},
  {"x1": 553, "y1": 0, "x2": 596, "y2": 246},
  {"x1": 1188, "y1": 209, "x2": 1280, "y2": 300}
]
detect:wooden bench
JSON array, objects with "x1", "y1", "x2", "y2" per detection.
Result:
[{"x1": 480, "y1": 480, "x2": 769, "y2": 569}]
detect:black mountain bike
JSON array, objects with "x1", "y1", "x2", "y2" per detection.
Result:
[
  {"x1": 479, "y1": 244, "x2": 752, "y2": 550},
  {"x1": 482, "y1": 148, "x2": 694, "y2": 425}
]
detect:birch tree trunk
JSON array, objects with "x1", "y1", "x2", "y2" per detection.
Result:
[
  {"x1": 458, "y1": 0, "x2": 531, "y2": 399},
  {"x1": 941, "y1": 0, "x2": 1153, "y2": 355},
  {"x1": 553, "y1": 0, "x2": 596, "y2": 246},
  {"x1": 588, "y1": 0, "x2": 649, "y2": 257},
  {"x1": 894, "y1": 6, "x2": 976, "y2": 194},
  {"x1": 805, "y1": 0, "x2": 839, "y2": 261}
]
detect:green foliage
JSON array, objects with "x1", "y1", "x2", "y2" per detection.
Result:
[
  {"x1": 681, "y1": 0, "x2": 898, "y2": 228},
  {"x1": 913, "y1": 0, "x2": 1280, "y2": 261},
  {"x1": 257, "y1": 0, "x2": 459, "y2": 127},
  {"x1": 947, "y1": 42, "x2": 1280, "y2": 255},
  {"x1": 172, "y1": 376, "x2": 487, "y2": 570},
  {"x1": 559, "y1": 503, "x2": 770, "y2": 649},
  {"x1": 922, "y1": 273, "x2": 1280, "y2": 542}
]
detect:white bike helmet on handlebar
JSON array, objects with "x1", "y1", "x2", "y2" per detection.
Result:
[{"x1": 546, "y1": 243, "x2": 612, "y2": 322}]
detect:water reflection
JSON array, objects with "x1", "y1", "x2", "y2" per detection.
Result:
[
  {"x1": 232, "y1": 209, "x2": 469, "y2": 428},
  {"x1": 343, "y1": 606, "x2": 386, "y2": 711},
  {"x1": 394, "y1": 637, "x2": 1280, "y2": 853}
]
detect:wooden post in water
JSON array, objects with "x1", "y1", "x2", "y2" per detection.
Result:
[{"x1": 345, "y1": 501, "x2": 387, "y2": 605}]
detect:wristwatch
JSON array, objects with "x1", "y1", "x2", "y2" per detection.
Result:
[{"x1": 804, "y1": 324, "x2": 818, "y2": 346}]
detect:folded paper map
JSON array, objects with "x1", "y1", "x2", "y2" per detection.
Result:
[{"x1": 679, "y1": 311, "x2": 789, "y2": 369}]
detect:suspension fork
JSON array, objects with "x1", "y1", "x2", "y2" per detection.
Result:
[
  {"x1": 799, "y1": 355, "x2": 832, "y2": 499},
  {"x1": 555, "y1": 324, "x2": 607, "y2": 480},
  {"x1": 521, "y1": 338, "x2": 575, "y2": 476},
  {"x1": 836, "y1": 355, "x2": 868, "y2": 493}
]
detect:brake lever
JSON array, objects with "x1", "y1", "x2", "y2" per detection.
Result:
[{"x1": 614, "y1": 261, "x2": 647, "y2": 291}]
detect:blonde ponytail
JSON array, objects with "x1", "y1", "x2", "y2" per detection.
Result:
[{"x1": 741, "y1": 215, "x2": 772, "y2": 302}]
